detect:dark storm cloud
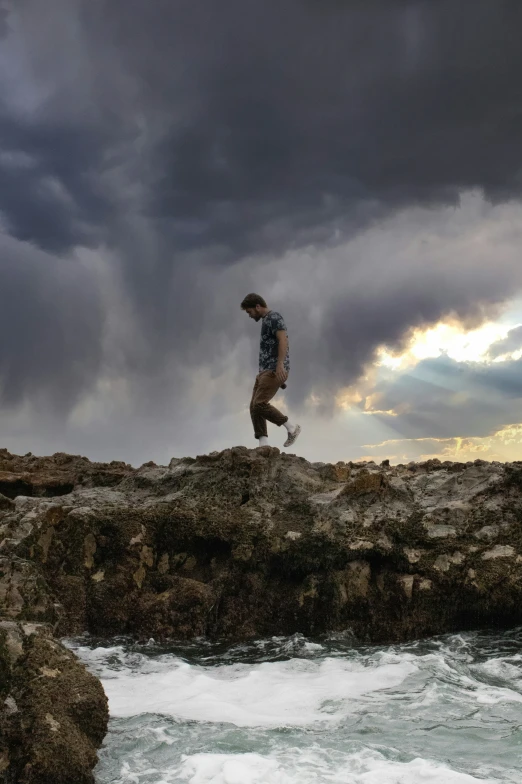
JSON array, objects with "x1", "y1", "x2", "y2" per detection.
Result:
[
  {"x1": 2, "y1": 0, "x2": 522, "y2": 427},
  {"x1": 5, "y1": 0, "x2": 522, "y2": 258},
  {"x1": 0, "y1": 233, "x2": 104, "y2": 408},
  {"x1": 0, "y1": 5, "x2": 8, "y2": 39},
  {"x1": 0, "y1": 110, "x2": 115, "y2": 252},
  {"x1": 138, "y1": 0, "x2": 522, "y2": 257}
]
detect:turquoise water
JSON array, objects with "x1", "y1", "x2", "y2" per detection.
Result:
[{"x1": 68, "y1": 627, "x2": 522, "y2": 783}]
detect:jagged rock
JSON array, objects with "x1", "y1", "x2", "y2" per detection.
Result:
[
  {"x1": 1, "y1": 445, "x2": 521, "y2": 641},
  {"x1": 0, "y1": 557, "x2": 57, "y2": 623},
  {"x1": 0, "y1": 620, "x2": 108, "y2": 784},
  {"x1": 2, "y1": 446, "x2": 522, "y2": 780},
  {"x1": 0, "y1": 494, "x2": 14, "y2": 511},
  {"x1": 0, "y1": 447, "x2": 133, "y2": 500}
]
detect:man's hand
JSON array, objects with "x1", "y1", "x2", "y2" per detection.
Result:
[{"x1": 275, "y1": 363, "x2": 288, "y2": 386}]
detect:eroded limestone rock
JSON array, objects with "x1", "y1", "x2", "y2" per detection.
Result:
[
  {"x1": 2, "y1": 446, "x2": 522, "y2": 780},
  {"x1": 1, "y1": 447, "x2": 522, "y2": 644}
]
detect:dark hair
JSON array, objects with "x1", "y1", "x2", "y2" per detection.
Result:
[{"x1": 240, "y1": 293, "x2": 267, "y2": 310}]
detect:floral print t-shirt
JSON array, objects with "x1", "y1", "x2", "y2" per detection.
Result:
[{"x1": 259, "y1": 311, "x2": 290, "y2": 373}]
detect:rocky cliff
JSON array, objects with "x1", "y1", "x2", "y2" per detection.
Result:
[{"x1": 2, "y1": 445, "x2": 522, "y2": 781}]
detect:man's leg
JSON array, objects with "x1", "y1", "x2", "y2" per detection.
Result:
[
  {"x1": 251, "y1": 372, "x2": 288, "y2": 438},
  {"x1": 250, "y1": 375, "x2": 269, "y2": 442}
]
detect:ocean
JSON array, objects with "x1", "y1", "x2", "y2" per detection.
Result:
[{"x1": 67, "y1": 626, "x2": 522, "y2": 783}]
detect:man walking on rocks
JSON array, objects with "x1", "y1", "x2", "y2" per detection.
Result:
[{"x1": 241, "y1": 293, "x2": 301, "y2": 449}]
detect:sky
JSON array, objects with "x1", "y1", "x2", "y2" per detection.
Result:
[{"x1": 2, "y1": 0, "x2": 522, "y2": 467}]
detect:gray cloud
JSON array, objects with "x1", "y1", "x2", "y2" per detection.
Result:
[
  {"x1": 360, "y1": 352, "x2": 522, "y2": 442},
  {"x1": 279, "y1": 195, "x2": 522, "y2": 407},
  {"x1": 0, "y1": 233, "x2": 104, "y2": 409},
  {"x1": 2, "y1": 0, "x2": 522, "y2": 459},
  {"x1": 5, "y1": 0, "x2": 522, "y2": 258},
  {"x1": 488, "y1": 326, "x2": 522, "y2": 359}
]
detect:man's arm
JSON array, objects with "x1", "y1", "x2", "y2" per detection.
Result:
[{"x1": 275, "y1": 330, "x2": 288, "y2": 385}]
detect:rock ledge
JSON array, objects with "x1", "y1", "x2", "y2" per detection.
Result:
[{"x1": 2, "y1": 446, "x2": 522, "y2": 781}]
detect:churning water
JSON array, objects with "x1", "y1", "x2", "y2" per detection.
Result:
[{"x1": 67, "y1": 627, "x2": 522, "y2": 783}]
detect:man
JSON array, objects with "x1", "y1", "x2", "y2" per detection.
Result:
[{"x1": 241, "y1": 293, "x2": 301, "y2": 448}]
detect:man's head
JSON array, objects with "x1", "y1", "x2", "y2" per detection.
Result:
[{"x1": 240, "y1": 293, "x2": 269, "y2": 322}]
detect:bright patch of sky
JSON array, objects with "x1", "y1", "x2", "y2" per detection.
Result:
[
  {"x1": 358, "y1": 423, "x2": 522, "y2": 465},
  {"x1": 329, "y1": 301, "x2": 522, "y2": 465},
  {"x1": 377, "y1": 317, "x2": 522, "y2": 370}
]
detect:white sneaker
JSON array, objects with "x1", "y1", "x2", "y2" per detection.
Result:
[{"x1": 283, "y1": 424, "x2": 301, "y2": 448}]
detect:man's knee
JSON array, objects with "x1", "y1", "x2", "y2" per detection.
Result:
[{"x1": 251, "y1": 401, "x2": 268, "y2": 416}]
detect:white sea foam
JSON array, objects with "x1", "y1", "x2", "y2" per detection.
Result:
[
  {"x1": 126, "y1": 748, "x2": 501, "y2": 784},
  {"x1": 77, "y1": 647, "x2": 416, "y2": 726},
  {"x1": 71, "y1": 641, "x2": 522, "y2": 727},
  {"x1": 473, "y1": 656, "x2": 522, "y2": 688}
]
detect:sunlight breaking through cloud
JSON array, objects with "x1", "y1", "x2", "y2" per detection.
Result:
[
  {"x1": 360, "y1": 423, "x2": 522, "y2": 465},
  {"x1": 376, "y1": 320, "x2": 519, "y2": 370}
]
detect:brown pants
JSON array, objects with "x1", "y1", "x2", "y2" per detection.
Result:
[{"x1": 250, "y1": 370, "x2": 288, "y2": 439}]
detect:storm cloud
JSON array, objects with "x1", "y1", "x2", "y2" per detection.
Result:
[
  {"x1": 2, "y1": 0, "x2": 522, "y2": 460},
  {"x1": 0, "y1": 232, "x2": 104, "y2": 408}
]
